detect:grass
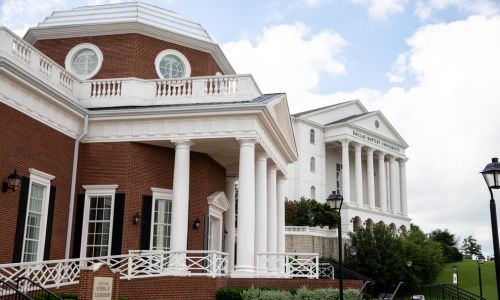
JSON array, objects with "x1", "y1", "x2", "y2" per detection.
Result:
[{"x1": 434, "y1": 259, "x2": 497, "y2": 299}]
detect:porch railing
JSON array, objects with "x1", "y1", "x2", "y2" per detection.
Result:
[
  {"x1": 256, "y1": 252, "x2": 319, "y2": 279},
  {"x1": 0, "y1": 250, "x2": 228, "y2": 294}
]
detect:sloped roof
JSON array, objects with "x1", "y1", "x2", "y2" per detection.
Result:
[
  {"x1": 325, "y1": 112, "x2": 371, "y2": 125},
  {"x1": 34, "y1": 2, "x2": 213, "y2": 43},
  {"x1": 291, "y1": 99, "x2": 361, "y2": 117}
]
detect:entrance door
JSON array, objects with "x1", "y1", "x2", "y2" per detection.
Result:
[{"x1": 208, "y1": 216, "x2": 222, "y2": 251}]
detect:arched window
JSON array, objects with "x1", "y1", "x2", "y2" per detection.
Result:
[
  {"x1": 310, "y1": 157, "x2": 315, "y2": 173},
  {"x1": 310, "y1": 129, "x2": 315, "y2": 144},
  {"x1": 310, "y1": 186, "x2": 316, "y2": 199}
]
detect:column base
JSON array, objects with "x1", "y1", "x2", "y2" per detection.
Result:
[{"x1": 231, "y1": 266, "x2": 256, "y2": 278}]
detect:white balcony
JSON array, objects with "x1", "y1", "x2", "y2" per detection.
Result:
[{"x1": 0, "y1": 27, "x2": 262, "y2": 109}]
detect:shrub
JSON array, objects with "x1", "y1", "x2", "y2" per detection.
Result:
[
  {"x1": 216, "y1": 287, "x2": 245, "y2": 300},
  {"x1": 294, "y1": 287, "x2": 362, "y2": 300}
]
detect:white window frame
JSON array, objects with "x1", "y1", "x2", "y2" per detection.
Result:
[
  {"x1": 154, "y1": 49, "x2": 191, "y2": 79},
  {"x1": 80, "y1": 185, "x2": 118, "y2": 258},
  {"x1": 310, "y1": 129, "x2": 315, "y2": 144},
  {"x1": 150, "y1": 188, "x2": 173, "y2": 251},
  {"x1": 207, "y1": 191, "x2": 229, "y2": 251},
  {"x1": 21, "y1": 169, "x2": 55, "y2": 262},
  {"x1": 310, "y1": 157, "x2": 316, "y2": 173},
  {"x1": 310, "y1": 186, "x2": 316, "y2": 200},
  {"x1": 65, "y1": 43, "x2": 104, "y2": 80}
]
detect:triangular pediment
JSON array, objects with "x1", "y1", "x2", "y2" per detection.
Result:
[
  {"x1": 207, "y1": 191, "x2": 229, "y2": 212},
  {"x1": 267, "y1": 95, "x2": 298, "y2": 160},
  {"x1": 348, "y1": 111, "x2": 408, "y2": 147},
  {"x1": 293, "y1": 100, "x2": 368, "y2": 126}
]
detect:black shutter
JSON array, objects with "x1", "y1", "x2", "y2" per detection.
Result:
[
  {"x1": 12, "y1": 177, "x2": 30, "y2": 262},
  {"x1": 139, "y1": 196, "x2": 152, "y2": 250},
  {"x1": 72, "y1": 194, "x2": 85, "y2": 258},
  {"x1": 203, "y1": 215, "x2": 210, "y2": 250},
  {"x1": 43, "y1": 186, "x2": 56, "y2": 260},
  {"x1": 111, "y1": 193, "x2": 125, "y2": 255}
]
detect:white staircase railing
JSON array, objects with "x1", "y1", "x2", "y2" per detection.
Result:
[
  {"x1": 0, "y1": 250, "x2": 228, "y2": 293},
  {"x1": 256, "y1": 252, "x2": 319, "y2": 279},
  {"x1": 319, "y1": 263, "x2": 335, "y2": 279}
]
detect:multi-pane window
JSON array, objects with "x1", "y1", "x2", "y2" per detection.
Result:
[
  {"x1": 310, "y1": 186, "x2": 316, "y2": 200},
  {"x1": 22, "y1": 183, "x2": 46, "y2": 262},
  {"x1": 71, "y1": 49, "x2": 98, "y2": 77},
  {"x1": 86, "y1": 197, "x2": 112, "y2": 258},
  {"x1": 310, "y1": 157, "x2": 315, "y2": 173},
  {"x1": 158, "y1": 55, "x2": 185, "y2": 79},
  {"x1": 151, "y1": 198, "x2": 172, "y2": 251},
  {"x1": 310, "y1": 129, "x2": 315, "y2": 144},
  {"x1": 336, "y1": 163, "x2": 342, "y2": 194}
]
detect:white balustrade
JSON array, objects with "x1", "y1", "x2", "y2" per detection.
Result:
[
  {"x1": 285, "y1": 226, "x2": 337, "y2": 237},
  {"x1": 0, "y1": 250, "x2": 228, "y2": 294},
  {"x1": 256, "y1": 252, "x2": 319, "y2": 279},
  {"x1": 319, "y1": 263, "x2": 335, "y2": 279},
  {"x1": 0, "y1": 27, "x2": 262, "y2": 107}
]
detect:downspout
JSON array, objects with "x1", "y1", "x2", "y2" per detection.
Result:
[{"x1": 64, "y1": 114, "x2": 88, "y2": 259}]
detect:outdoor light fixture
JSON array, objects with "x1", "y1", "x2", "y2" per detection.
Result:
[
  {"x1": 193, "y1": 217, "x2": 201, "y2": 230},
  {"x1": 132, "y1": 212, "x2": 140, "y2": 225},
  {"x1": 2, "y1": 169, "x2": 22, "y2": 193},
  {"x1": 351, "y1": 247, "x2": 357, "y2": 256},
  {"x1": 480, "y1": 157, "x2": 500, "y2": 298},
  {"x1": 477, "y1": 254, "x2": 485, "y2": 299},
  {"x1": 407, "y1": 260, "x2": 413, "y2": 268},
  {"x1": 326, "y1": 191, "x2": 344, "y2": 300}
]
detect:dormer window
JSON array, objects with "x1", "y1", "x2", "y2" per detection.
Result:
[
  {"x1": 155, "y1": 49, "x2": 191, "y2": 79},
  {"x1": 65, "y1": 43, "x2": 103, "y2": 80}
]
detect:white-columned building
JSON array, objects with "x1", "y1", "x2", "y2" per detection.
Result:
[{"x1": 287, "y1": 100, "x2": 411, "y2": 241}]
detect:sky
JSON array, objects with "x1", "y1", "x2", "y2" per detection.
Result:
[{"x1": 2, "y1": 0, "x2": 500, "y2": 254}]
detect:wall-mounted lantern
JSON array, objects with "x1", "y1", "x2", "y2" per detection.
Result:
[
  {"x1": 132, "y1": 211, "x2": 141, "y2": 225},
  {"x1": 192, "y1": 217, "x2": 201, "y2": 230},
  {"x1": 2, "y1": 169, "x2": 22, "y2": 193}
]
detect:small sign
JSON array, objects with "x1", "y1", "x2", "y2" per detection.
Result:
[
  {"x1": 93, "y1": 277, "x2": 113, "y2": 300},
  {"x1": 453, "y1": 273, "x2": 458, "y2": 285}
]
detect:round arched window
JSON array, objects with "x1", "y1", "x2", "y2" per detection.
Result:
[
  {"x1": 155, "y1": 50, "x2": 191, "y2": 79},
  {"x1": 65, "y1": 43, "x2": 103, "y2": 80}
]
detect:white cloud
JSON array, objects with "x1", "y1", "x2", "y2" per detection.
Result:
[
  {"x1": 371, "y1": 15, "x2": 500, "y2": 254},
  {"x1": 351, "y1": 0, "x2": 407, "y2": 19},
  {"x1": 386, "y1": 53, "x2": 408, "y2": 83},
  {"x1": 223, "y1": 22, "x2": 351, "y2": 113},
  {"x1": 415, "y1": 0, "x2": 500, "y2": 20}
]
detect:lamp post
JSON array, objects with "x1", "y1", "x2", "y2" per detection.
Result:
[
  {"x1": 326, "y1": 191, "x2": 344, "y2": 300},
  {"x1": 477, "y1": 254, "x2": 485, "y2": 299},
  {"x1": 480, "y1": 157, "x2": 500, "y2": 298}
]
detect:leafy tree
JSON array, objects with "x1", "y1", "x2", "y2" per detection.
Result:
[
  {"x1": 461, "y1": 235, "x2": 482, "y2": 257},
  {"x1": 429, "y1": 229, "x2": 463, "y2": 262},
  {"x1": 345, "y1": 224, "x2": 444, "y2": 292},
  {"x1": 285, "y1": 198, "x2": 337, "y2": 227}
]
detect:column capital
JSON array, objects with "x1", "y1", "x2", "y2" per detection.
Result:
[
  {"x1": 354, "y1": 142, "x2": 363, "y2": 151},
  {"x1": 277, "y1": 175, "x2": 287, "y2": 183},
  {"x1": 377, "y1": 151, "x2": 386, "y2": 159},
  {"x1": 226, "y1": 176, "x2": 238, "y2": 184},
  {"x1": 398, "y1": 158, "x2": 408, "y2": 165},
  {"x1": 256, "y1": 152, "x2": 268, "y2": 161},
  {"x1": 388, "y1": 156, "x2": 397, "y2": 163},
  {"x1": 340, "y1": 139, "x2": 350, "y2": 147},
  {"x1": 236, "y1": 137, "x2": 258, "y2": 145},
  {"x1": 366, "y1": 147, "x2": 375, "y2": 155},
  {"x1": 171, "y1": 139, "x2": 194, "y2": 148},
  {"x1": 268, "y1": 165, "x2": 279, "y2": 172}
]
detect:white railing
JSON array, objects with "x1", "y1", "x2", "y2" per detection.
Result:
[
  {"x1": 285, "y1": 226, "x2": 338, "y2": 237},
  {"x1": 0, "y1": 250, "x2": 228, "y2": 293},
  {"x1": 319, "y1": 263, "x2": 335, "y2": 279},
  {"x1": 0, "y1": 27, "x2": 262, "y2": 108},
  {"x1": 256, "y1": 252, "x2": 319, "y2": 279}
]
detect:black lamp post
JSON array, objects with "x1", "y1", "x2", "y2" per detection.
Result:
[
  {"x1": 326, "y1": 191, "x2": 344, "y2": 300},
  {"x1": 480, "y1": 157, "x2": 500, "y2": 299},
  {"x1": 477, "y1": 254, "x2": 485, "y2": 299}
]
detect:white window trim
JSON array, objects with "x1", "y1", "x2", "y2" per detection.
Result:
[
  {"x1": 21, "y1": 169, "x2": 55, "y2": 262},
  {"x1": 154, "y1": 49, "x2": 191, "y2": 79},
  {"x1": 310, "y1": 129, "x2": 315, "y2": 144},
  {"x1": 150, "y1": 188, "x2": 173, "y2": 250},
  {"x1": 207, "y1": 191, "x2": 229, "y2": 251},
  {"x1": 310, "y1": 157, "x2": 316, "y2": 173},
  {"x1": 65, "y1": 43, "x2": 104, "y2": 80},
  {"x1": 80, "y1": 184, "x2": 118, "y2": 258}
]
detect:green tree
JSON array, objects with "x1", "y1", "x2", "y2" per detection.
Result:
[
  {"x1": 461, "y1": 235, "x2": 482, "y2": 257},
  {"x1": 429, "y1": 229, "x2": 463, "y2": 263},
  {"x1": 345, "y1": 224, "x2": 444, "y2": 291},
  {"x1": 285, "y1": 198, "x2": 337, "y2": 227}
]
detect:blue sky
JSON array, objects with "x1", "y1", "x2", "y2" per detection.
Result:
[{"x1": 2, "y1": 0, "x2": 500, "y2": 254}]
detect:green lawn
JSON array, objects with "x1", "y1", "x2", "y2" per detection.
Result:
[{"x1": 434, "y1": 259, "x2": 497, "y2": 299}]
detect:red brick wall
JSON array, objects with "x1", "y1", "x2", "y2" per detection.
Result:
[
  {"x1": 0, "y1": 103, "x2": 75, "y2": 264},
  {"x1": 78, "y1": 265, "x2": 120, "y2": 300},
  {"x1": 34, "y1": 34, "x2": 222, "y2": 79},
  {"x1": 75, "y1": 142, "x2": 226, "y2": 254}
]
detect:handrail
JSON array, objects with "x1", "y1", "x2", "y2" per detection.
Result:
[
  {"x1": 0, "y1": 277, "x2": 33, "y2": 299},
  {"x1": 390, "y1": 282, "x2": 404, "y2": 300},
  {"x1": 321, "y1": 260, "x2": 375, "y2": 283},
  {"x1": 422, "y1": 284, "x2": 486, "y2": 300},
  {"x1": 16, "y1": 277, "x2": 63, "y2": 300}
]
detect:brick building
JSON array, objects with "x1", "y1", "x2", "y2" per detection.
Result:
[{"x1": 0, "y1": 1, "x2": 302, "y2": 287}]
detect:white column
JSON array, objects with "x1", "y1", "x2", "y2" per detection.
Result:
[
  {"x1": 224, "y1": 177, "x2": 237, "y2": 272},
  {"x1": 377, "y1": 152, "x2": 387, "y2": 212},
  {"x1": 354, "y1": 143, "x2": 363, "y2": 206},
  {"x1": 235, "y1": 139, "x2": 256, "y2": 275},
  {"x1": 170, "y1": 139, "x2": 192, "y2": 253},
  {"x1": 341, "y1": 139, "x2": 350, "y2": 202},
  {"x1": 366, "y1": 148, "x2": 375, "y2": 209},
  {"x1": 277, "y1": 176, "x2": 286, "y2": 254},
  {"x1": 267, "y1": 166, "x2": 277, "y2": 254},
  {"x1": 389, "y1": 156, "x2": 399, "y2": 214},
  {"x1": 399, "y1": 159, "x2": 408, "y2": 216},
  {"x1": 254, "y1": 153, "x2": 268, "y2": 266}
]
